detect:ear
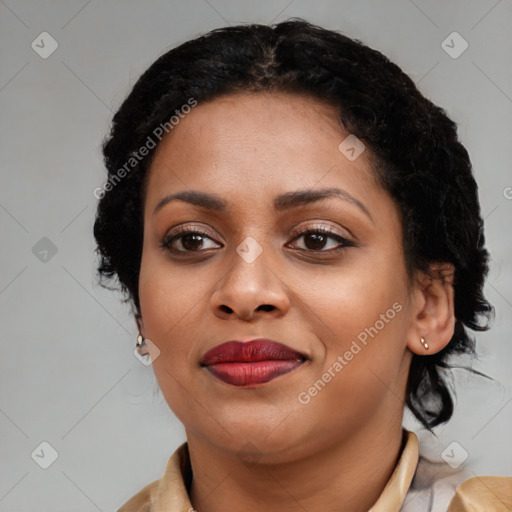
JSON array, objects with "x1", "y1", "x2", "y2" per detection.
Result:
[{"x1": 406, "y1": 263, "x2": 456, "y2": 355}]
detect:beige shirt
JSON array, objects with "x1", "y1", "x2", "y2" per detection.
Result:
[{"x1": 117, "y1": 430, "x2": 512, "y2": 511}]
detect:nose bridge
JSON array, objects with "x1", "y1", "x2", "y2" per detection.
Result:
[
  {"x1": 210, "y1": 232, "x2": 290, "y2": 319},
  {"x1": 226, "y1": 233, "x2": 273, "y2": 293}
]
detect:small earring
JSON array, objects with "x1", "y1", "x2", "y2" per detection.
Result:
[
  {"x1": 136, "y1": 334, "x2": 145, "y2": 348},
  {"x1": 420, "y1": 337, "x2": 429, "y2": 350}
]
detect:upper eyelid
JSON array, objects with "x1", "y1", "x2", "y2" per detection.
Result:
[
  {"x1": 166, "y1": 222, "x2": 347, "y2": 238},
  {"x1": 164, "y1": 224, "x2": 351, "y2": 247},
  {"x1": 165, "y1": 224, "x2": 218, "y2": 239},
  {"x1": 288, "y1": 222, "x2": 350, "y2": 239}
]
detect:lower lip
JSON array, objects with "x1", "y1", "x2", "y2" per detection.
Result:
[{"x1": 204, "y1": 360, "x2": 304, "y2": 387}]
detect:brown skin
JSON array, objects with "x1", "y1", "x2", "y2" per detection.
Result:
[{"x1": 137, "y1": 92, "x2": 455, "y2": 511}]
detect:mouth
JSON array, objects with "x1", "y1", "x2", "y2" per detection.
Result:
[{"x1": 200, "y1": 339, "x2": 308, "y2": 387}]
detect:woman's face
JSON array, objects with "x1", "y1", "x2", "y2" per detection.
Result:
[{"x1": 138, "y1": 92, "x2": 419, "y2": 462}]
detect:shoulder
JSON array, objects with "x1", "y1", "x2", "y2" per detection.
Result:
[
  {"x1": 402, "y1": 449, "x2": 512, "y2": 512},
  {"x1": 446, "y1": 475, "x2": 512, "y2": 511},
  {"x1": 116, "y1": 479, "x2": 160, "y2": 512}
]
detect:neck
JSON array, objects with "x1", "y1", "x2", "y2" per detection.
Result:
[{"x1": 187, "y1": 417, "x2": 406, "y2": 512}]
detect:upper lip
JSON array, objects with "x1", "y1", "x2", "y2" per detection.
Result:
[{"x1": 200, "y1": 338, "x2": 308, "y2": 365}]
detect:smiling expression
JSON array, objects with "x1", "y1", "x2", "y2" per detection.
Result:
[{"x1": 137, "y1": 91, "x2": 417, "y2": 461}]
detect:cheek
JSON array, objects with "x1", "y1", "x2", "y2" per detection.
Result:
[
  {"x1": 295, "y1": 307, "x2": 409, "y2": 438},
  {"x1": 139, "y1": 247, "x2": 204, "y2": 331},
  {"x1": 300, "y1": 246, "x2": 410, "y2": 390},
  {"x1": 138, "y1": 261, "x2": 204, "y2": 422},
  {"x1": 138, "y1": 251, "x2": 210, "y2": 386},
  {"x1": 304, "y1": 253, "x2": 406, "y2": 343}
]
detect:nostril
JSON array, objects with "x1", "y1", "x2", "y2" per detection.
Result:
[
  {"x1": 220, "y1": 305, "x2": 233, "y2": 313},
  {"x1": 257, "y1": 304, "x2": 275, "y2": 312}
]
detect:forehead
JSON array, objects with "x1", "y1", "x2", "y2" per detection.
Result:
[{"x1": 144, "y1": 92, "x2": 384, "y2": 215}]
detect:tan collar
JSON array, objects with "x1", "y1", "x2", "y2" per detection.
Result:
[
  {"x1": 369, "y1": 430, "x2": 419, "y2": 511},
  {"x1": 119, "y1": 429, "x2": 419, "y2": 511}
]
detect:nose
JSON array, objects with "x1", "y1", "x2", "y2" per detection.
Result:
[{"x1": 209, "y1": 244, "x2": 291, "y2": 321}]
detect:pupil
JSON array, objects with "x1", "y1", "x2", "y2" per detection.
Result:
[
  {"x1": 306, "y1": 233, "x2": 326, "y2": 250},
  {"x1": 183, "y1": 234, "x2": 203, "y2": 251}
]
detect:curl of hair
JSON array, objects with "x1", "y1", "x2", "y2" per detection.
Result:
[{"x1": 94, "y1": 19, "x2": 493, "y2": 430}]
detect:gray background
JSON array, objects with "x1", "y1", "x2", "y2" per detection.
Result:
[{"x1": 1, "y1": 1, "x2": 511, "y2": 510}]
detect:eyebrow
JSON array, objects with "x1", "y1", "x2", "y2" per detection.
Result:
[{"x1": 153, "y1": 187, "x2": 373, "y2": 223}]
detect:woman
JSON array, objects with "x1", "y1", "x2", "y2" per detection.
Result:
[{"x1": 93, "y1": 19, "x2": 512, "y2": 512}]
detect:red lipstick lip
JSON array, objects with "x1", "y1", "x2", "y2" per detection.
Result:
[
  {"x1": 200, "y1": 339, "x2": 307, "y2": 365},
  {"x1": 200, "y1": 339, "x2": 308, "y2": 387}
]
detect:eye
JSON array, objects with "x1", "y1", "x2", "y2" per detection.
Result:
[
  {"x1": 161, "y1": 226, "x2": 222, "y2": 253},
  {"x1": 161, "y1": 225, "x2": 354, "y2": 256},
  {"x1": 286, "y1": 227, "x2": 354, "y2": 253}
]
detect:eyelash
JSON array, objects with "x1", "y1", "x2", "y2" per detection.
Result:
[{"x1": 160, "y1": 225, "x2": 354, "y2": 255}]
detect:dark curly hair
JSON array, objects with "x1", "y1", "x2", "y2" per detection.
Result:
[{"x1": 93, "y1": 18, "x2": 493, "y2": 430}]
